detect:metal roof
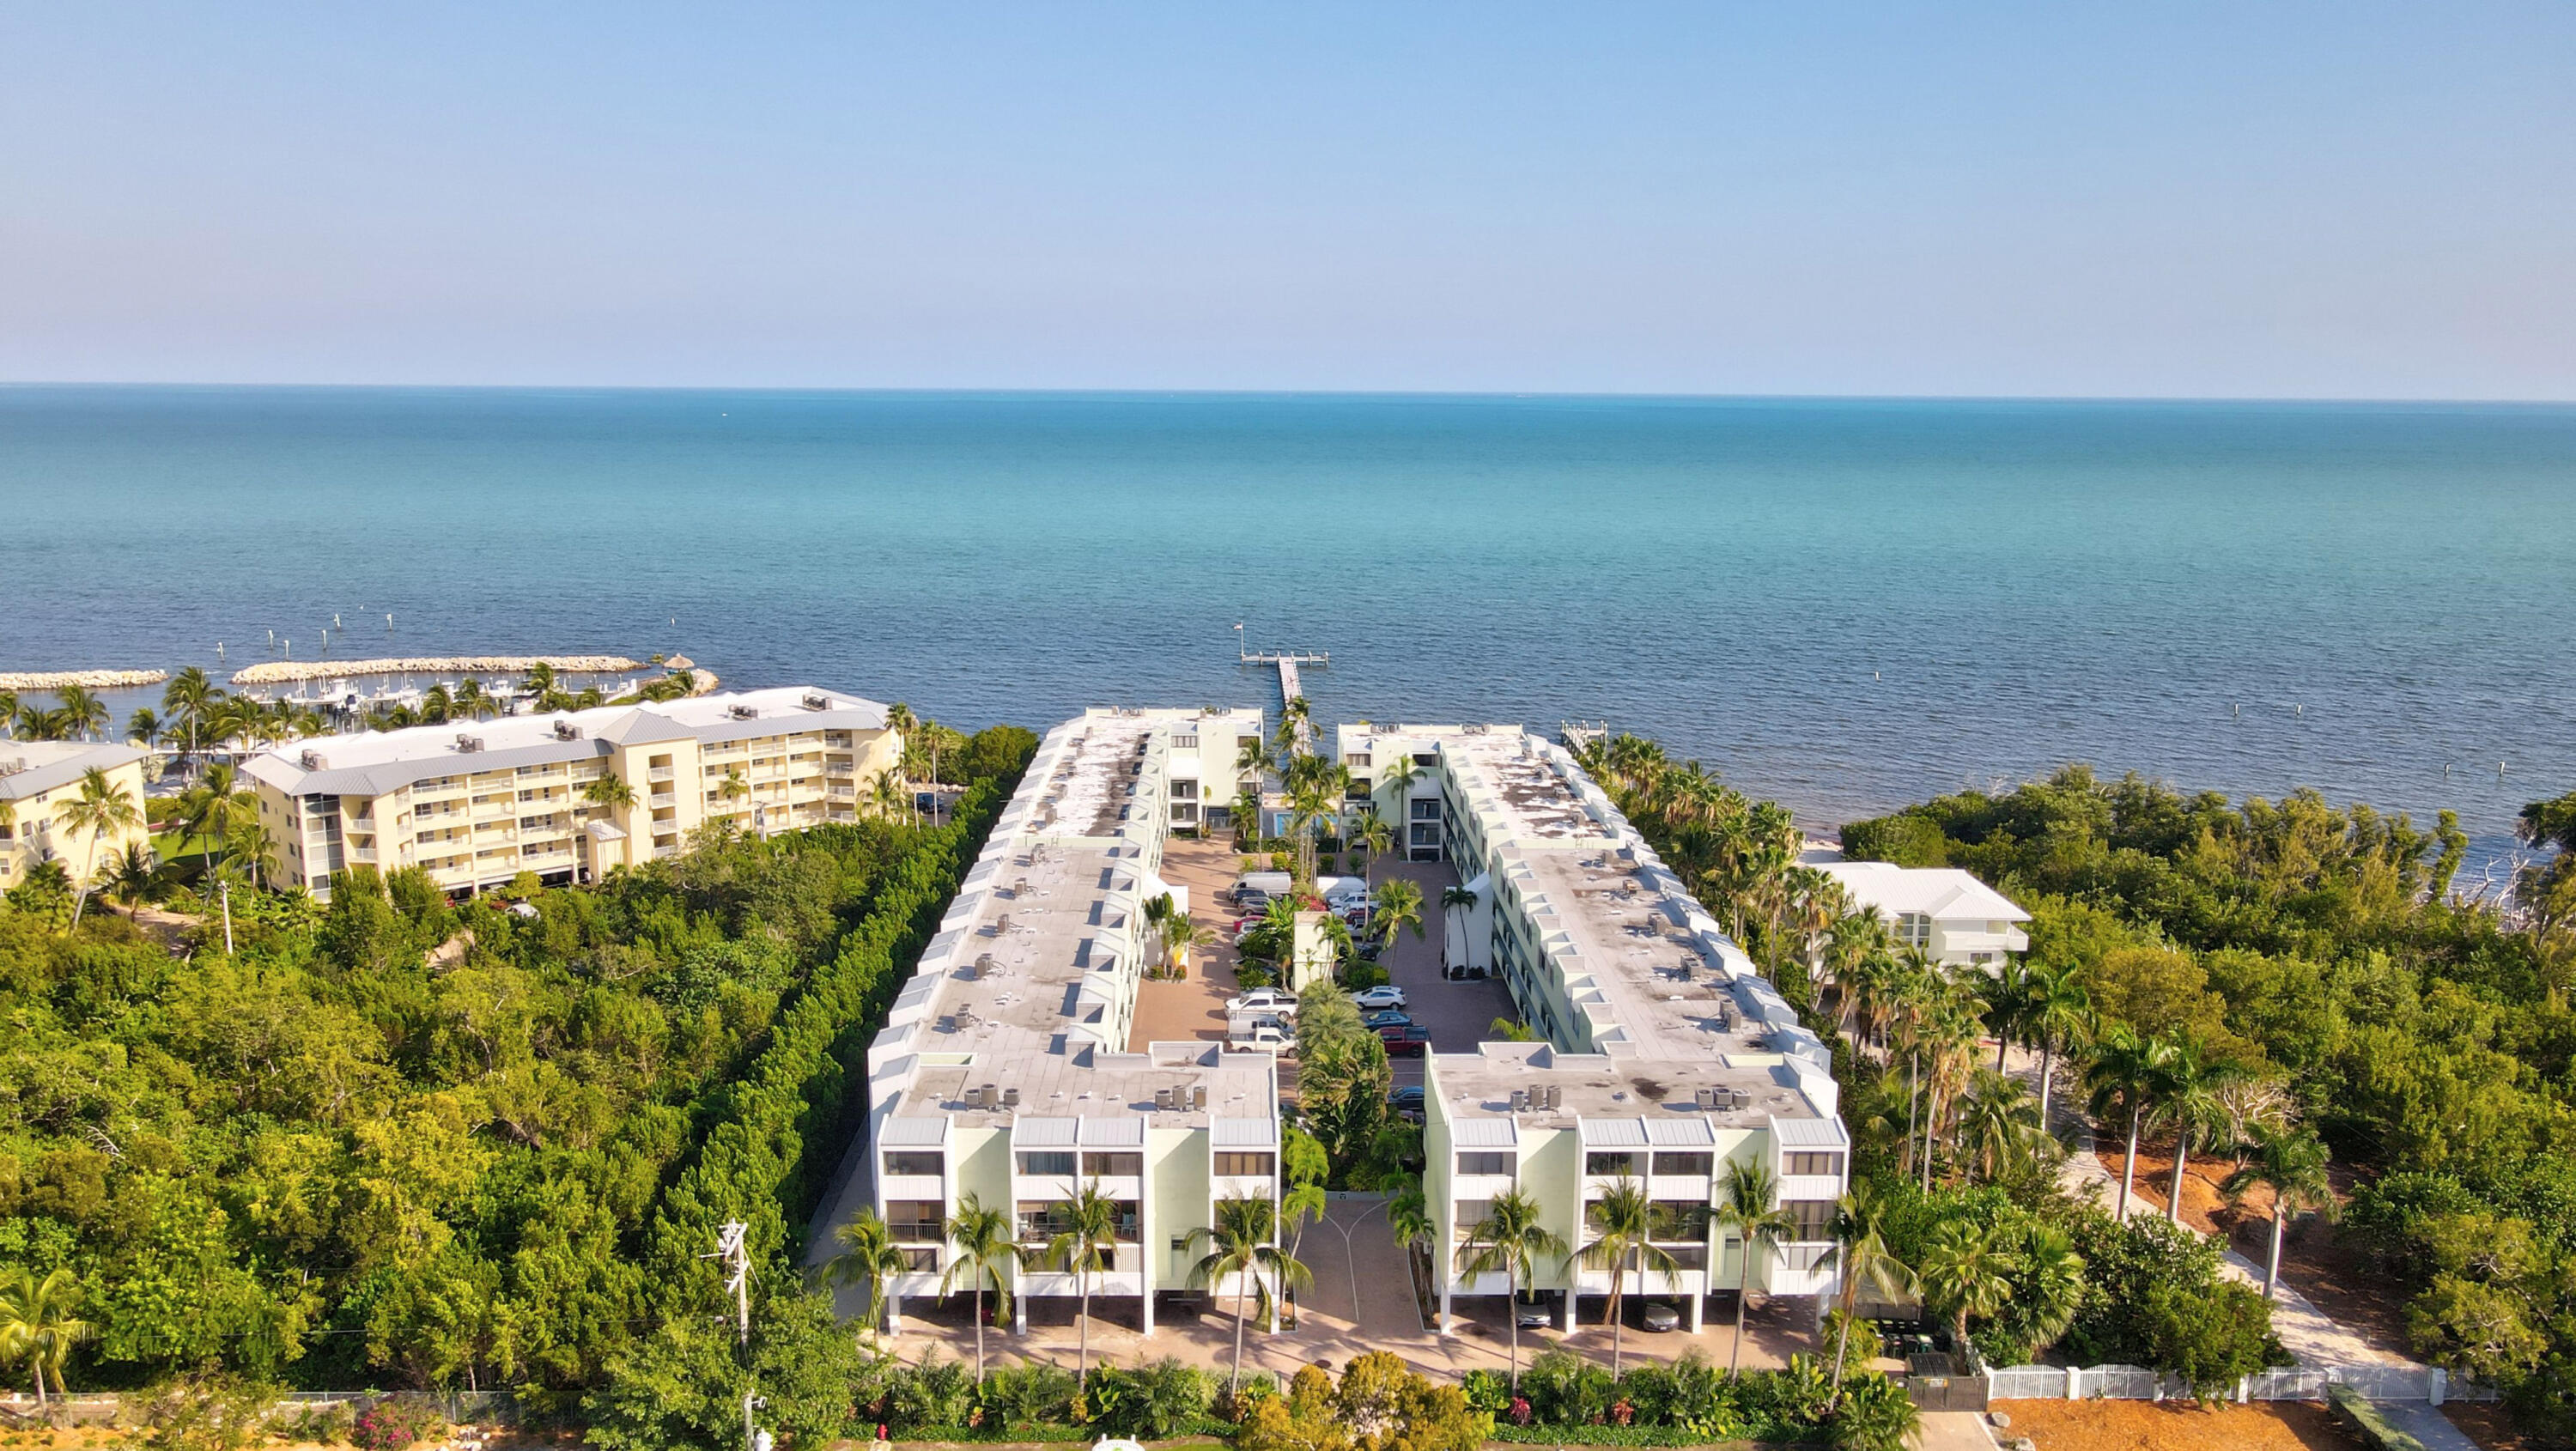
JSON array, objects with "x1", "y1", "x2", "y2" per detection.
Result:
[
  {"x1": 0, "y1": 743, "x2": 147, "y2": 801},
  {"x1": 1769, "y1": 1114, "x2": 1850, "y2": 1149},
  {"x1": 878, "y1": 1117, "x2": 950, "y2": 1146},
  {"x1": 1211, "y1": 1118, "x2": 1279, "y2": 1149},
  {"x1": 1449, "y1": 1119, "x2": 1521, "y2": 1148},
  {"x1": 1012, "y1": 1116, "x2": 1079, "y2": 1147}
]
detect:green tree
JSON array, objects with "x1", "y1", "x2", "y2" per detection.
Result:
[
  {"x1": 2086, "y1": 1025, "x2": 2175, "y2": 1220},
  {"x1": 59, "y1": 765, "x2": 143, "y2": 931},
  {"x1": 0, "y1": 1266, "x2": 95, "y2": 1412},
  {"x1": 1043, "y1": 1179, "x2": 1122, "y2": 1388},
  {"x1": 1917, "y1": 1217, "x2": 2016, "y2": 1357},
  {"x1": 1715, "y1": 1159, "x2": 1797, "y2": 1380},
  {"x1": 1822, "y1": 1185, "x2": 1916, "y2": 1397},
  {"x1": 1575, "y1": 1176, "x2": 1677, "y2": 1377},
  {"x1": 939, "y1": 1193, "x2": 1015, "y2": 1383},
  {"x1": 823, "y1": 1210, "x2": 908, "y2": 1339},
  {"x1": 1185, "y1": 1194, "x2": 1310, "y2": 1398},
  {"x1": 2221, "y1": 1126, "x2": 2336, "y2": 1301},
  {"x1": 1371, "y1": 877, "x2": 1425, "y2": 948},
  {"x1": 1457, "y1": 1187, "x2": 1567, "y2": 1389}
]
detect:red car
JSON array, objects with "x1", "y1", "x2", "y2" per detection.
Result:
[{"x1": 1376, "y1": 1023, "x2": 1431, "y2": 1055}]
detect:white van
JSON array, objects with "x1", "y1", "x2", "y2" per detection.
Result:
[{"x1": 1230, "y1": 871, "x2": 1293, "y2": 906}]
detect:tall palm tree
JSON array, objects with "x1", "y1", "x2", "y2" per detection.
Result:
[
  {"x1": 718, "y1": 768, "x2": 750, "y2": 820},
  {"x1": 1574, "y1": 1176, "x2": 1676, "y2": 1377},
  {"x1": 1043, "y1": 1180, "x2": 1123, "y2": 1389},
  {"x1": 1715, "y1": 1160, "x2": 1797, "y2": 1380},
  {"x1": 1823, "y1": 1185, "x2": 1916, "y2": 1398},
  {"x1": 1186, "y1": 1195, "x2": 1310, "y2": 1399},
  {"x1": 2024, "y1": 962, "x2": 2093, "y2": 1127},
  {"x1": 1371, "y1": 877, "x2": 1425, "y2": 948},
  {"x1": 1955, "y1": 1069, "x2": 2045, "y2": 1183},
  {"x1": 583, "y1": 771, "x2": 636, "y2": 810},
  {"x1": 1983, "y1": 957, "x2": 2042, "y2": 1072},
  {"x1": 162, "y1": 668, "x2": 222, "y2": 769},
  {"x1": 105, "y1": 844, "x2": 160, "y2": 913},
  {"x1": 2085, "y1": 1026, "x2": 2174, "y2": 1221},
  {"x1": 1457, "y1": 1188, "x2": 1567, "y2": 1389},
  {"x1": 824, "y1": 1209, "x2": 912, "y2": 1340},
  {"x1": 0, "y1": 1267, "x2": 95, "y2": 1414},
  {"x1": 0, "y1": 691, "x2": 15, "y2": 740},
  {"x1": 54, "y1": 688, "x2": 107, "y2": 742},
  {"x1": 2153, "y1": 1037, "x2": 2246, "y2": 1224},
  {"x1": 2221, "y1": 1125, "x2": 2336, "y2": 1300},
  {"x1": 125, "y1": 707, "x2": 163, "y2": 750},
  {"x1": 872, "y1": 767, "x2": 908, "y2": 823},
  {"x1": 1916, "y1": 1218, "x2": 2016, "y2": 1360},
  {"x1": 940, "y1": 1193, "x2": 1016, "y2": 1383},
  {"x1": 59, "y1": 767, "x2": 141, "y2": 931},
  {"x1": 1352, "y1": 814, "x2": 1394, "y2": 866}
]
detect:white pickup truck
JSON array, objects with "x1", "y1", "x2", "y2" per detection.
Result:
[{"x1": 1226, "y1": 1022, "x2": 1292, "y2": 1053}]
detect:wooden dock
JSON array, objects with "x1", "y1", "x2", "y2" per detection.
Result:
[{"x1": 1240, "y1": 648, "x2": 1327, "y2": 742}]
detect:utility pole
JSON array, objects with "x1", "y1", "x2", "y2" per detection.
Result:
[{"x1": 705, "y1": 1222, "x2": 762, "y2": 1451}]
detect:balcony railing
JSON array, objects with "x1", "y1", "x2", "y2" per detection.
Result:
[
  {"x1": 649, "y1": 792, "x2": 676, "y2": 808},
  {"x1": 647, "y1": 767, "x2": 675, "y2": 783}
]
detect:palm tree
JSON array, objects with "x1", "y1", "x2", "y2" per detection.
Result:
[
  {"x1": 940, "y1": 1193, "x2": 1017, "y2": 1383},
  {"x1": 125, "y1": 707, "x2": 163, "y2": 750},
  {"x1": 1823, "y1": 1184, "x2": 1916, "y2": 1398},
  {"x1": 1575, "y1": 1176, "x2": 1677, "y2": 1377},
  {"x1": 2024, "y1": 962, "x2": 2093, "y2": 1127},
  {"x1": 2221, "y1": 1125, "x2": 2336, "y2": 1301},
  {"x1": 583, "y1": 771, "x2": 636, "y2": 810},
  {"x1": 1486, "y1": 1017, "x2": 1538, "y2": 1042},
  {"x1": 59, "y1": 767, "x2": 141, "y2": 931},
  {"x1": 1983, "y1": 957, "x2": 2042, "y2": 1072},
  {"x1": 2153, "y1": 1037, "x2": 2246, "y2": 1224},
  {"x1": 521, "y1": 661, "x2": 557, "y2": 699},
  {"x1": 1352, "y1": 814, "x2": 1394, "y2": 866},
  {"x1": 718, "y1": 768, "x2": 750, "y2": 819},
  {"x1": 824, "y1": 1209, "x2": 912, "y2": 1339},
  {"x1": 0, "y1": 1267, "x2": 94, "y2": 1414},
  {"x1": 55, "y1": 687, "x2": 107, "y2": 742},
  {"x1": 872, "y1": 767, "x2": 908, "y2": 823},
  {"x1": 1042, "y1": 1179, "x2": 1123, "y2": 1389},
  {"x1": 104, "y1": 844, "x2": 160, "y2": 913},
  {"x1": 1715, "y1": 1160, "x2": 1797, "y2": 1380},
  {"x1": 2085, "y1": 1025, "x2": 2173, "y2": 1220},
  {"x1": 1164, "y1": 919, "x2": 1217, "y2": 978},
  {"x1": 1388, "y1": 1187, "x2": 1435, "y2": 1263},
  {"x1": 0, "y1": 690, "x2": 15, "y2": 740},
  {"x1": 1186, "y1": 1195, "x2": 1310, "y2": 1399},
  {"x1": 1955, "y1": 1069, "x2": 2045, "y2": 1183},
  {"x1": 1457, "y1": 1188, "x2": 1567, "y2": 1389},
  {"x1": 1917, "y1": 1218, "x2": 2016, "y2": 1359},
  {"x1": 1371, "y1": 877, "x2": 1425, "y2": 948}
]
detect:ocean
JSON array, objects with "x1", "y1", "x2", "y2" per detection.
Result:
[{"x1": 3, "y1": 386, "x2": 2571, "y2": 859}]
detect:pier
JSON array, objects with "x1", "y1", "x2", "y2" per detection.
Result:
[{"x1": 1239, "y1": 647, "x2": 1326, "y2": 707}]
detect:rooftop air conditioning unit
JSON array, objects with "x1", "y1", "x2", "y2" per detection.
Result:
[
  {"x1": 975, "y1": 952, "x2": 998, "y2": 976},
  {"x1": 0, "y1": 757, "x2": 24, "y2": 778},
  {"x1": 1510, "y1": 1089, "x2": 1531, "y2": 1111},
  {"x1": 729, "y1": 704, "x2": 757, "y2": 720},
  {"x1": 1192, "y1": 1085, "x2": 1208, "y2": 1110},
  {"x1": 553, "y1": 720, "x2": 582, "y2": 740},
  {"x1": 1155, "y1": 1087, "x2": 1177, "y2": 1110},
  {"x1": 1695, "y1": 1087, "x2": 1721, "y2": 1111},
  {"x1": 980, "y1": 1082, "x2": 997, "y2": 1107},
  {"x1": 802, "y1": 693, "x2": 829, "y2": 710},
  {"x1": 962, "y1": 1084, "x2": 986, "y2": 1108},
  {"x1": 455, "y1": 735, "x2": 484, "y2": 753},
  {"x1": 301, "y1": 750, "x2": 329, "y2": 771},
  {"x1": 1002, "y1": 1087, "x2": 1021, "y2": 1108}
]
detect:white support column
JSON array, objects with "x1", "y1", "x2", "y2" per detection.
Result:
[
  {"x1": 1688, "y1": 1287, "x2": 1704, "y2": 1334},
  {"x1": 1438, "y1": 1277, "x2": 1454, "y2": 1337},
  {"x1": 1014, "y1": 1289, "x2": 1030, "y2": 1334},
  {"x1": 884, "y1": 1291, "x2": 902, "y2": 1334}
]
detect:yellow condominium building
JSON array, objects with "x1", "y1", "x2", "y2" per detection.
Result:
[
  {"x1": 0, "y1": 743, "x2": 154, "y2": 889},
  {"x1": 240, "y1": 686, "x2": 903, "y2": 901}
]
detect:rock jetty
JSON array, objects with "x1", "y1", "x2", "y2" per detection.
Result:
[
  {"x1": 0, "y1": 668, "x2": 170, "y2": 690},
  {"x1": 229, "y1": 654, "x2": 646, "y2": 686}
]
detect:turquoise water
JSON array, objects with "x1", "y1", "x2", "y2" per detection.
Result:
[{"x1": 3, "y1": 386, "x2": 2572, "y2": 841}]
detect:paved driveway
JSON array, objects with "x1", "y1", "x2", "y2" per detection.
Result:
[{"x1": 1369, "y1": 858, "x2": 1519, "y2": 1073}]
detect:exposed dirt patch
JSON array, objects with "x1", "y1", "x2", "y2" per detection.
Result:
[
  {"x1": 2442, "y1": 1399, "x2": 2534, "y2": 1450},
  {"x1": 1995, "y1": 1398, "x2": 2365, "y2": 1451}
]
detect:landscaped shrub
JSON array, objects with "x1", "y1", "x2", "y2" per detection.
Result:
[
  {"x1": 1082, "y1": 1357, "x2": 1212, "y2": 1439},
  {"x1": 350, "y1": 1394, "x2": 447, "y2": 1451}
]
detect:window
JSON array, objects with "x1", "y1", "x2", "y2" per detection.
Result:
[
  {"x1": 1017, "y1": 1151, "x2": 1077, "y2": 1177},
  {"x1": 1585, "y1": 1150, "x2": 1640, "y2": 1176},
  {"x1": 1172, "y1": 734, "x2": 1198, "y2": 749},
  {"x1": 1649, "y1": 1201, "x2": 1710, "y2": 1242},
  {"x1": 1411, "y1": 798, "x2": 1441, "y2": 820},
  {"x1": 1345, "y1": 780, "x2": 1373, "y2": 801},
  {"x1": 885, "y1": 1201, "x2": 944, "y2": 1242},
  {"x1": 1651, "y1": 1151, "x2": 1713, "y2": 1177},
  {"x1": 1213, "y1": 1151, "x2": 1275, "y2": 1177},
  {"x1": 1238, "y1": 736, "x2": 1261, "y2": 752},
  {"x1": 1413, "y1": 753, "x2": 1437, "y2": 767},
  {"x1": 1170, "y1": 779, "x2": 1198, "y2": 799},
  {"x1": 1018, "y1": 1200, "x2": 1072, "y2": 1242},
  {"x1": 1082, "y1": 1151, "x2": 1143, "y2": 1178},
  {"x1": 1783, "y1": 1200, "x2": 1835, "y2": 1241},
  {"x1": 883, "y1": 1150, "x2": 944, "y2": 1177},
  {"x1": 1785, "y1": 1151, "x2": 1845, "y2": 1178},
  {"x1": 1411, "y1": 823, "x2": 1441, "y2": 847},
  {"x1": 1896, "y1": 912, "x2": 1931, "y2": 949},
  {"x1": 1346, "y1": 753, "x2": 1371, "y2": 768},
  {"x1": 1455, "y1": 1151, "x2": 1515, "y2": 1177},
  {"x1": 1453, "y1": 1199, "x2": 1492, "y2": 1240}
]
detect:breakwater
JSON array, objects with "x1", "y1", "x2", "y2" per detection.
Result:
[
  {"x1": 228, "y1": 654, "x2": 645, "y2": 686},
  {"x1": 0, "y1": 668, "x2": 169, "y2": 690}
]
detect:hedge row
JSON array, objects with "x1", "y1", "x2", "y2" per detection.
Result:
[{"x1": 642, "y1": 738, "x2": 1033, "y2": 1300}]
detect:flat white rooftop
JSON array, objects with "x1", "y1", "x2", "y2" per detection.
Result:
[
  {"x1": 239, "y1": 685, "x2": 889, "y2": 798},
  {"x1": 1814, "y1": 859, "x2": 2031, "y2": 925}
]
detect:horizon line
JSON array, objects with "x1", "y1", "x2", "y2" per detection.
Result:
[{"x1": 5, "y1": 379, "x2": 2575, "y2": 408}]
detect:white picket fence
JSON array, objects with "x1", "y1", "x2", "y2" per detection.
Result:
[{"x1": 1986, "y1": 1362, "x2": 2497, "y2": 1405}]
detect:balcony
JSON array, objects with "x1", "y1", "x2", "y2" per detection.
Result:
[
  {"x1": 648, "y1": 792, "x2": 676, "y2": 808},
  {"x1": 346, "y1": 847, "x2": 378, "y2": 864},
  {"x1": 647, "y1": 767, "x2": 675, "y2": 783}
]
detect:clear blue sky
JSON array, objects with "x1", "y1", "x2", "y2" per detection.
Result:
[{"x1": 4, "y1": 3, "x2": 2571, "y2": 397}]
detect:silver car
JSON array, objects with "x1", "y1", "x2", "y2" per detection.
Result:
[{"x1": 1640, "y1": 1301, "x2": 1682, "y2": 1333}]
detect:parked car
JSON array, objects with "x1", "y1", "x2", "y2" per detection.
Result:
[
  {"x1": 1388, "y1": 1084, "x2": 1425, "y2": 1112},
  {"x1": 1356, "y1": 939, "x2": 1383, "y2": 962},
  {"x1": 1227, "y1": 987, "x2": 1298, "y2": 1017},
  {"x1": 1516, "y1": 1294, "x2": 1555, "y2": 1331},
  {"x1": 1228, "y1": 1023, "x2": 1292, "y2": 1053},
  {"x1": 1349, "y1": 985, "x2": 1409, "y2": 1011},
  {"x1": 1640, "y1": 1301, "x2": 1682, "y2": 1333},
  {"x1": 1360, "y1": 1009, "x2": 1414, "y2": 1032},
  {"x1": 1376, "y1": 1024, "x2": 1431, "y2": 1054}
]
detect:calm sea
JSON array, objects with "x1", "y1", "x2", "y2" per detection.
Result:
[{"x1": 3, "y1": 387, "x2": 2571, "y2": 859}]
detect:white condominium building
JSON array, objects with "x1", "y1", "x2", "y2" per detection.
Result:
[
  {"x1": 240, "y1": 686, "x2": 903, "y2": 902},
  {"x1": 1334, "y1": 724, "x2": 1850, "y2": 1335},
  {"x1": 1812, "y1": 859, "x2": 2031, "y2": 970},
  {"x1": 0, "y1": 742, "x2": 154, "y2": 889},
  {"x1": 857, "y1": 707, "x2": 1279, "y2": 1333}
]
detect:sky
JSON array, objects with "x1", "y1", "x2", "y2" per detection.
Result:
[{"x1": 3, "y1": 3, "x2": 2573, "y2": 398}]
